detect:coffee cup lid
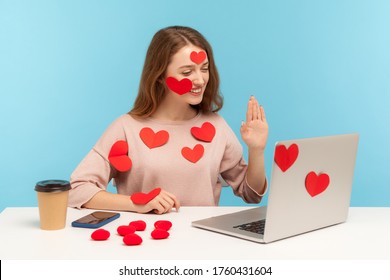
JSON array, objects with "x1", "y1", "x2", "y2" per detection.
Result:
[{"x1": 35, "y1": 180, "x2": 71, "y2": 193}]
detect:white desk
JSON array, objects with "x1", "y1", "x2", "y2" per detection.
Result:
[{"x1": 0, "y1": 207, "x2": 389, "y2": 260}]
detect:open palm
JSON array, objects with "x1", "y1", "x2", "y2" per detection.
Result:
[{"x1": 240, "y1": 96, "x2": 268, "y2": 150}]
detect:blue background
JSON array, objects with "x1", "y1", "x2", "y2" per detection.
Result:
[{"x1": 1, "y1": 0, "x2": 389, "y2": 212}]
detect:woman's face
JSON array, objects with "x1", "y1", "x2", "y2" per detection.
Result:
[{"x1": 165, "y1": 44, "x2": 209, "y2": 106}]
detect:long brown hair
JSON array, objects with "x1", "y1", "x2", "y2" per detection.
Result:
[{"x1": 129, "y1": 26, "x2": 223, "y2": 118}]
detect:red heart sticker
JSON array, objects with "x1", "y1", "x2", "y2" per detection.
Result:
[
  {"x1": 151, "y1": 229, "x2": 170, "y2": 240},
  {"x1": 139, "y1": 127, "x2": 169, "y2": 149},
  {"x1": 166, "y1": 77, "x2": 192, "y2": 95},
  {"x1": 91, "y1": 229, "x2": 110, "y2": 241},
  {"x1": 117, "y1": 225, "x2": 136, "y2": 236},
  {"x1": 305, "y1": 171, "x2": 330, "y2": 197},
  {"x1": 123, "y1": 233, "x2": 143, "y2": 246},
  {"x1": 274, "y1": 143, "x2": 299, "y2": 172},
  {"x1": 108, "y1": 140, "x2": 132, "y2": 172},
  {"x1": 154, "y1": 220, "x2": 172, "y2": 231},
  {"x1": 129, "y1": 220, "x2": 147, "y2": 231},
  {"x1": 181, "y1": 144, "x2": 204, "y2": 163},
  {"x1": 191, "y1": 122, "x2": 216, "y2": 142},
  {"x1": 130, "y1": 188, "x2": 161, "y2": 205},
  {"x1": 190, "y1": 51, "x2": 207, "y2": 64}
]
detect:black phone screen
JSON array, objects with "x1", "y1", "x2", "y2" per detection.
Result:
[{"x1": 74, "y1": 211, "x2": 119, "y2": 225}]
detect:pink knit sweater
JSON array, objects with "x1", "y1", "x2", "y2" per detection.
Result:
[{"x1": 68, "y1": 112, "x2": 265, "y2": 208}]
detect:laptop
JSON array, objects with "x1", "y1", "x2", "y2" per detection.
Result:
[{"x1": 192, "y1": 133, "x2": 359, "y2": 243}]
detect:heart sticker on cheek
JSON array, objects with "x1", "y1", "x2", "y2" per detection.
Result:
[
  {"x1": 274, "y1": 143, "x2": 299, "y2": 172},
  {"x1": 190, "y1": 51, "x2": 207, "y2": 64},
  {"x1": 305, "y1": 171, "x2": 330, "y2": 197},
  {"x1": 130, "y1": 187, "x2": 161, "y2": 205},
  {"x1": 108, "y1": 140, "x2": 132, "y2": 172},
  {"x1": 165, "y1": 77, "x2": 192, "y2": 95}
]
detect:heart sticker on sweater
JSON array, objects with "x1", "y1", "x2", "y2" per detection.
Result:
[
  {"x1": 181, "y1": 144, "x2": 204, "y2": 163},
  {"x1": 166, "y1": 77, "x2": 192, "y2": 95},
  {"x1": 108, "y1": 140, "x2": 132, "y2": 172},
  {"x1": 305, "y1": 171, "x2": 330, "y2": 197},
  {"x1": 274, "y1": 143, "x2": 299, "y2": 172},
  {"x1": 130, "y1": 188, "x2": 161, "y2": 205},
  {"x1": 140, "y1": 127, "x2": 169, "y2": 149},
  {"x1": 190, "y1": 51, "x2": 207, "y2": 64},
  {"x1": 191, "y1": 122, "x2": 215, "y2": 142}
]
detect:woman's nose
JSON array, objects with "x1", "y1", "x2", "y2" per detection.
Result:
[{"x1": 192, "y1": 73, "x2": 205, "y2": 87}]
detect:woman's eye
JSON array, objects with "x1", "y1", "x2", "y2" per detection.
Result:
[
  {"x1": 201, "y1": 68, "x2": 209, "y2": 72},
  {"x1": 182, "y1": 70, "x2": 191, "y2": 75}
]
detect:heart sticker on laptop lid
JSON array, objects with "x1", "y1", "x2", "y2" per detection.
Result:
[
  {"x1": 274, "y1": 143, "x2": 299, "y2": 172},
  {"x1": 305, "y1": 171, "x2": 330, "y2": 197}
]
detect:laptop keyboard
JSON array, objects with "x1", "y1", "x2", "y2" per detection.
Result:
[{"x1": 233, "y1": 219, "x2": 266, "y2": 235}]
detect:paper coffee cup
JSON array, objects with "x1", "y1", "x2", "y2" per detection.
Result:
[{"x1": 35, "y1": 180, "x2": 71, "y2": 230}]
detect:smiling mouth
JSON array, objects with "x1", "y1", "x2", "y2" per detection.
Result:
[{"x1": 190, "y1": 88, "x2": 202, "y2": 94}]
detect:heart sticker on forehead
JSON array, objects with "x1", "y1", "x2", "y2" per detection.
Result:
[
  {"x1": 165, "y1": 77, "x2": 192, "y2": 95},
  {"x1": 190, "y1": 51, "x2": 207, "y2": 64}
]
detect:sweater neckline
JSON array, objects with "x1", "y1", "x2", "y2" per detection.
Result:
[{"x1": 126, "y1": 112, "x2": 202, "y2": 126}]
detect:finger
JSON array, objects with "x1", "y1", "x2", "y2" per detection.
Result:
[
  {"x1": 260, "y1": 105, "x2": 266, "y2": 122},
  {"x1": 159, "y1": 195, "x2": 175, "y2": 213},
  {"x1": 151, "y1": 202, "x2": 165, "y2": 215},
  {"x1": 240, "y1": 122, "x2": 247, "y2": 133},
  {"x1": 246, "y1": 98, "x2": 253, "y2": 123},
  {"x1": 252, "y1": 97, "x2": 259, "y2": 120},
  {"x1": 165, "y1": 191, "x2": 181, "y2": 211}
]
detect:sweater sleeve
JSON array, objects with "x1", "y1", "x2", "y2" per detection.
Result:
[
  {"x1": 68, "y1": 117, "x2": 125, "y2": 209},
  {"x1": 219, "y1": 120, "x2": 264, "y2": 204}
]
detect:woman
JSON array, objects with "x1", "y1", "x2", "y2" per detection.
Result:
[{"x1": 69, "y1": 26, "x2": 268, "y2": 214}]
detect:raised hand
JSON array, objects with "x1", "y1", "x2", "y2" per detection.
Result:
[{"x1": 240, "y1": 96, "x2": 268, "y2": 151}]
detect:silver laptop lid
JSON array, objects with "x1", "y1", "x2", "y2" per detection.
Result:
[{"x1": 263, "y1": 133, "x2": 359, "y2": 243}]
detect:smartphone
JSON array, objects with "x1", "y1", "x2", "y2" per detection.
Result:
[{"x1": 71, "y1": 211, "x2": 120, "y2": 228}]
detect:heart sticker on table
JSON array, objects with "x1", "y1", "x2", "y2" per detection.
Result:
[
  {"x1": 166, "y1": 77, "x2": 192, "y2": 95},
  {"x1": 129, "y1": 220, "x2": 147, "y2": 231},
  {"x1": 91, "y1": 229, "x2": 110, "y2": 241},
  {"x1": 130, "y1": 188, "x2": 161, "y2": 205},
  {"x1": 190, "y1": 51, "x2": 207, "y2": 64},
  {"x1": 108, "y1": 140, "x2": 132, "y2": 172},
  {"x1": 123, "y1": 233, "x2": 143, "y2": 246},
  {"x1": 117, "y1": 225, "x2": 136, "y2": 236},
  {"x1": 274, "y1": 143, "x2": 299, "y2": 172},
  {"x1": 139, "y1": 127, "x2": 169, "y2": 149},
  {"x1": 154, "y1": 220, "x2": 172, "y2": 231},
  {"x1": 305, "y1": 171, "x2": 330, "y2": 197},
  {"x1": 191, "y1": 122, "x2": 215, "y2": 142},
  {"x1": 181, "y1": 144, "x2": 204, "y2": 163},
  {"x1": 151, "y1": 228, "x2": 170, "y2": 240}
]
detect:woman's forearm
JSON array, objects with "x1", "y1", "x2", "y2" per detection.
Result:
[{"x1": 246, "y1": 147, "x2": 267, "y2": 195}]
